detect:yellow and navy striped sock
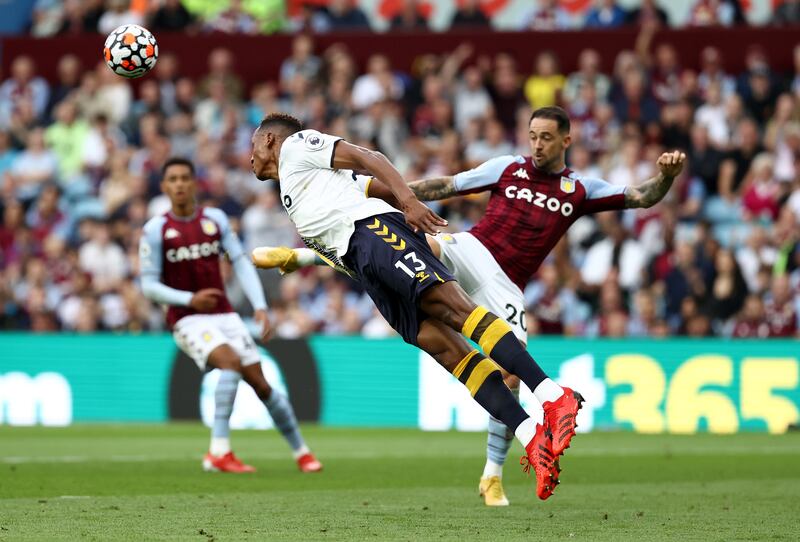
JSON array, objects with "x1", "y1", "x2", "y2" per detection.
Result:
[
  {"x1": 462, "y1": 306, "x2": 548, "y2": 393},
  {"x1": 451, "y1": 350, "x2": 528, "y2": 432}
]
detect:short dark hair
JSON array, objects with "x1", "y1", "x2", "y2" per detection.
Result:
[
  {"x1": 161, "y1": 156, "x2": 195, "y2": 177},
  {"x1": 530, "y1": 106, "x2": 571, "y2": 135},
  {"x1": 257, "y1": 112, "x2": 304, "y2": 136}
]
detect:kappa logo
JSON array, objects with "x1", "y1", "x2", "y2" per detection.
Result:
[
  {"x1": 164, "y1": 228, "x2": 180, "y2": 240},
  {"x1": 512, "y1": 168, "x2": 530, "y2": 181}
]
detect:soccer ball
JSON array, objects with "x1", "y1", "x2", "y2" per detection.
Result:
[{"x1": 103, "y1": 24, "x2": 158, "y2": 79}]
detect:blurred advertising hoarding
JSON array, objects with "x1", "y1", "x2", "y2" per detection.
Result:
[{"x1": 0, "y1": 334, "x2": 797, "y2": 433}]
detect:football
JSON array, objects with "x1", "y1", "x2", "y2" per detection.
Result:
[{"x1": 103, "y1": 24, "x2": 158, "y2": 79}]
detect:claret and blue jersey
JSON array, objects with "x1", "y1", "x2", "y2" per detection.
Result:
[
  {"x1": 139, "y1": 207, "x2": 245, "y2": 327},
  {"x1": 454, "y1": 155, "x2": 628, "y2": 290}
]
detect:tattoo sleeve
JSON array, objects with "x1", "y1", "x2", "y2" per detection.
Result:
[
  {"x1": 407, "y1": 177, "x2": 458, "y2": 201},
  {"x1": 624, "y1": 173, "x2": 675, "y2": 209}
]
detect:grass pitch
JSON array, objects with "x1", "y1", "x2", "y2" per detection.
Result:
[{"x1": 0, "y1": 425, "x2": 798, "y2": 541}]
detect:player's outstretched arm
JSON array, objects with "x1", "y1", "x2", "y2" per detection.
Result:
[
  {"x1": 362, "y1": 176, "x2": 458, "y2": 205},
  {"x1": 625, "y1": 150, "x2": 686, "y2": 209},
  {"x1": 332, "y1": 141, "x2": 447, "y2": 234},
  {"x1": 407, "y1": 177, "x2": 459, "y2": 201}
]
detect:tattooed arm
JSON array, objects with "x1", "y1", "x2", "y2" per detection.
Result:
[
  {"x1": 407, "y1": 176, "x2": 459, "y2": 201},
  {"x1": 364, "y1": 175, "x2": 460, "y2": 206},
  {"x1": 624, "y1": 150, "x2": 687, "y2": 209}
]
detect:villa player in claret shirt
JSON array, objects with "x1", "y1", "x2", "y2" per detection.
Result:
[
  {"x1": 253, "y1": 106, "x2": 685, "y2": 505},
  {"x1": 138, "y1": 157, "x2": 322, "y2": 474}
]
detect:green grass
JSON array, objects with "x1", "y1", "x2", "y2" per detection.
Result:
[{"x1": 0, "y1": 426, "x2": 798, "y2": 541}]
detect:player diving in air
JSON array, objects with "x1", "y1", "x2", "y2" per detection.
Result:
[
  {"x1": 251, "y1": 112, "x2": 590, "y2": 501},
  {"x1": 252, "y1": 106, "x2": 686, "y2": 504},
  {"x1": 139, "y1": 157, "x2": 322, "y2": 474}
]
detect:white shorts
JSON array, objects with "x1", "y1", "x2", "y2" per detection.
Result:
[
  {"x1": 173, "y1": 313, "x2": 260, "y2": 370},
  {"x1": 435, "y1": 232, "x2": 528, "y2": 344}
]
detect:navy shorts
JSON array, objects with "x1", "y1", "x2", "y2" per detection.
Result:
[{"x1": 343, "y1": 212, "x2": 455, "y2": 346}]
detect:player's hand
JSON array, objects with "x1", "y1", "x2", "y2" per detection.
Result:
[
  {"x1": 189, "y1": 288, "x2": 223, "y2": 311},
  {"x1": 400, "y1": 197, "x2": 448, "y2": 235},
  {"x1": 253, "y1": 309, "x2": 272, "y2": 342},
  {"x1": 657, "y1": 150, "x2": 686, "y2": 179}
]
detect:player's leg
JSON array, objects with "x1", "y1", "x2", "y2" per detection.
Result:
[
  {"x1": 222, "y1": 314, "x2": 322, "y2": 472},
  {"x1": 419, "y1": 279, "x2": 582, "y2": 457},
  {"x1": 204, "y1": 344, "x2": 256, "y2": 473},
  {"x1": 173, "y1": 316, "x2": 256, "y2": 473},
  {"x1": 238, "y1": 363, "x2": 322, "y2": 472},
  {"x1": 432, "y1": 232, "x2": 520, "y2": 504},
  {"x1": 416, "y1": 318, "x2": 559, "y2": 499}
]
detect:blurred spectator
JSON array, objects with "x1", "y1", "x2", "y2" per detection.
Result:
[
  {"x1": 78, "y1": 219, "x2": 128, "y2": 292},
  {"x1": 97, "y1": 0, "x2": 144, "y2": 35},
  {"x1": 47, "y1": 55, "x2": 83, "y2": 119},
  {"x1": 581, "y1": 214, "x2": 647, "y2": 292},
  {"x1": 453, "y1": 65, "x2": 492, "y2": 131},
  {"x1": 45, "y1": 100, "x2": 90, "y2": 181},
  {"x1": 10, "y1": 128, "x2": 58, "y2": 202},
  {"x1": 57, "y1": 0, "x2": 104, "y2": 35},
  {"x1": 689, "y1": 0, "x2": 746, "y2": 27},
  {"x1": 352, "y1": 55, "x2": 404, "y2": 111},
  {"x1": 563, "y1": 49, "x2": 611, "y2": 105},
  {"x1": 450, "y1": 0, "x2": 490, "y2": 29},
  {"x1": 774, "y1": 0, "x2": 800, "y2": 25},
  {"x1": 280, "y1": 35, "x2": 322, "y2": 94},
  {"x1": 198, "y1": 48, "x2": 244, "y2": 102},
  {"x1": 523, "y1": 51, "x2": 565, "y2": 111},
  {"x1": 718, "y1": 118, "x2": 764, "y2": 201},
  {"x1": 764, "y1": 274, "x2": 798, "y2": 336},
  {"x1": 390, "y1": 0, "x2": 429, "y2": 31},
  {"x1": 525, "y1": 263, "x2": 587, "y2": 335},
  {"x1": 697, "y1": 46, "x2": 736, "y2": 99},
  {"x1": 584, "y1": 0, "x2": 628, "y2": 29},
  {"x1": 31, "y1": 0, "x2": 64, "y2": 37},
  {"x1": 704, "y1": 248, "x2": 747, "y2": 323},
  {"x1": 205, "y1": 0, "x2": 258, "y2": 34},
  {"x1": 694, "y1": 81, "x2": 728, "y2": 148},
  {"x1": 612, "y1": 69, "x2": 660, "y2": 126},
  {"x1": 521, "y1": 0, "x2": 574, "y2": 31},
  {"x1": 731, "y1": 294, "x2": 770, "y2": 337},
  {"x1": 465, "y1": 118, "x2": 514, "y2": 166},
  {"x1": 741, "y1": 153, "x2": 784, "y2": 221},
  {"x1": 626, "y1": 0, "x2": 669, "y2": 26},
  {"x1": 26, "y1": 184, "x2": 68, "y2": 245},
  {"x1": 0, "y1": 131, "x2": 19, "y2": 178},
  {"x1": 0, "y1": 56, "x2": 50, "y2": 128},
  {"x1": 488, "y1": 53, "x2": 526, "y2": 133},
  {"x1": 627, "y1": 288, "x2": 662, "y2": 336},
  {"x1": 150, "y1": 0, "x2": 196, "y2": 33},
  {"x1": 736, "y1": 227, "x2": 777, "y2": 292},
  {"x1": 241, "y1": 188, "x2": 297, "y2": 252},
  {"x1": 319, "y1": 0, "x2": 371, "y2": 32}
]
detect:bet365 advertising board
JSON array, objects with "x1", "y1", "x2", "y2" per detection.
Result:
[{"x1": 0, "y1": 335, "x2": 797, "y2": 434}]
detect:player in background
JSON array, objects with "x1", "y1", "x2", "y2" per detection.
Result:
[
  {"x1": 139, "y1": 157, "x2": 322, "y2": 474},
  {"x1": 253, "y1": 106, "x2": 685, "y2": 504},
  {"x1": 250, "y1": 113, "x2": 583, "y2": 501}
]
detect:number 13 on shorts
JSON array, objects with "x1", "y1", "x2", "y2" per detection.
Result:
[{"x1": 394, "y1": 251, "x2": 443, "y2": 284}]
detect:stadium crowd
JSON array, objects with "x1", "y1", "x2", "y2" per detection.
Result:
[{"x1": 1, "y1": 18, "x2": 800, "y2": 338}]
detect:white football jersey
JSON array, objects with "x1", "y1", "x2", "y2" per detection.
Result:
[{"x1": 278, "y1": 130, "x2": 397, "y2": 261}]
